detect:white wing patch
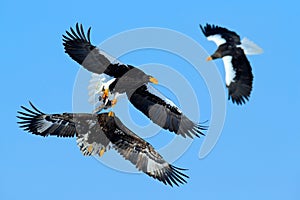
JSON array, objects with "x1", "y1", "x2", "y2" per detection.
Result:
[
  {"x1": 88, "y1": 73, "x2": 106, "y2": 104},
  {"x1": 36, "y1": 116, "x2": 53, "y2": 133},
  {"x1": 207, "y1": 34, "x2": 226, "y2": 46},
  {"x1": 88, "y1": 73, "x2": 117, "y2": 105},
  {"x1": 147, "y1": 157, "x2": 168, "y2": 174},
  {"x1": 222, "y1": 56, "x2": 236, "y2": 86},
  {"x1": 103, "y1": 77, "x2": 117, "y2": 90},
  {"x1": 238, "y1": 37, "x2": 263, "y2": 55}
]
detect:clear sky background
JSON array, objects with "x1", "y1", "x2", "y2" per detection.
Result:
[{"x1": 1, "y1": 0, "x2": 300, "y2": 199}]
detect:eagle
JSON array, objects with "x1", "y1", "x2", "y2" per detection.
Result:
[
  {"x1": 17, "y1": 102, "x2": 188, "y2": 187},
  {"x1": 200, "y1": 24, "x2": 263, "y2": 105},
  {"x1": 63, "y1": 23, "x2": 207, "y2": 138}
]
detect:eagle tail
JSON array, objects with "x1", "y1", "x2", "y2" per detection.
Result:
[{"x1": 239, "y1": 37, "x2": 263, "y2": 55}]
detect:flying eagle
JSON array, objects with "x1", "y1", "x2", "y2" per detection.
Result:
[
  {"x1": 17, "y1": 102, "x2": 188, "y2": 187},
  {"x1": 200, "y1": 24, "x2": 263, "y2": 105},
  {"x1": 63, "y1": 23, "x2": 207, "y2": 138}
]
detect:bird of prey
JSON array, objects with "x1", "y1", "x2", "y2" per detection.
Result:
[
  {"x1": 63, "y1": 23, "x2": 207, "y2": 138},
  {"x1": 200, "y1": 23, "x2": 263, "y2": 105},
  {"x1": 17, "y1": 102, "x2": 188, "y2": 187}
]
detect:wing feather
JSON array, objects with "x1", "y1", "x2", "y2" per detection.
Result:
[
  {"x1": 17, "y1": 103, "x2": 76, "y2": 137},
  {"x1": 17, "y1": 103, "x2": 187, "y2": 186},
  {"x1": 104, "y1": 116, "x2": 188, "y2": 187},
  {"x1": 129, "y1": 85, "x2": 207, "y2": 138},
  {"x1": 62, "y1": 23, "x2": 130, "y2": 77},
  {"x1": 17, "y1": 103, "x2": 111, "y2": 155},
  {"x1": 227, "y1": 48, "x2": 253, "y2": 105},
  {"x1": 200, "y1": 23, "x2": 241, "y2": 45}
]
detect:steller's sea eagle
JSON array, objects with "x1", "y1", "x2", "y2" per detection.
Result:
[
  {"x1": 17, "y1": 102, "x2": 189, "y2": 187},
  {"x1": 200, "y1": 23, "x2": 263, "y2": 105},
  {"x1": 63, "y1": 23, "x2": 207, "y2": 138}
]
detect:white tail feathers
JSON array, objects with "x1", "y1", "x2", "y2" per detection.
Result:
[
  {"x1": 239, "y1": 37, "x2": 263, "y2": 55},
  {"x1": 88, "y1": 73, "x2": 107, "y2": 105},
  {"x1": 87, "y1": 73, "x2": 123, "y2": 107}
]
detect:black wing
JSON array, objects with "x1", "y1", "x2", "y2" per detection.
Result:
[
  {"x1": 128, "y1": 85, "x2": 206, "y2": 138},
  {"x1": 227, "y1": 48, "x2": 253, "y2": 105},
  {"x1": 17, "y1": 102, "x2": 111, "y2": 155},
  {"x1": 200, "y1": 23, "x2": 241, "y2": 45},
  {"x1": 62, "y1": 23, "x2": 130, "y2": 77},
  {"x1": 17, "y1": 102, "x2": 76, "y2": 137},
  {"x1": 104, "y1": 116, "x2": 188, "y2": 187}
]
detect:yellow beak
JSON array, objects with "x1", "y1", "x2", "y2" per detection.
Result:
[
  {"x1": 149, "y1": 77, "x2": 158, "y2": 84},
  {"x1": 108, "y1": 111, "x2": 115, "y2": 117},
  {"x1": 206, "y1": 56, "x2": 213, "y2": 61}
]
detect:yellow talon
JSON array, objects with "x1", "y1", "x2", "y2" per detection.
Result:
[
  {"x1": 99, "y1": 148, "x2": 105, "y2": 157},
  {"x1": 149, "y1": 77, "x2": 158, "y2": 84},
  {"x1": 102, "y1": 89, "x2": 109, "y2": 99},
  {"x1": 108, "y1": 111, "x2": 115, "y2": 117},
  {"x1": 87, "y1": 145, "x2": 93, "y2": 153},
  {"x1": 111, "y1": 99, "x2": 117, "y2": 106}
]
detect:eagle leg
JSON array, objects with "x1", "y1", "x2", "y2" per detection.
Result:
[
  {"x1": 102, "y1": 88, "x2": 109, "y2": 100},
  {"x1": 93, "y1": 104, "x2": 106, "y2": 114},
  {"x1": 99, "y1": 147, "x2": 105, "y2": 157},
  {"x1": 87, "y1": 145, "x2": 93, "y2": 153},
  {"x1": 111, "y1": 98, "x2": 117, "y2": 106}
]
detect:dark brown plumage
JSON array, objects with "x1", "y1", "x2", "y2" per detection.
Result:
[{"x1": 17, "y1": 102, "x2": 188, "y2": 187}]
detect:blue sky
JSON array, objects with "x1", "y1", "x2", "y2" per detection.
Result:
[{"x1": 1, "y1": 0, "x2": 300, "y2": 199}]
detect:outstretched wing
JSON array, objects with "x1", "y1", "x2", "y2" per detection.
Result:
[
  {"x1": 17, "y1": 102, "x2": 111, "y2": 156},
  {"x1": 17, "y1": 102, "x2": 76, "y2": 137},
  {"x1": 128, "y1": 85, "x2": 206, "y2": 138},
  {"x1": 200, "y1": 23, "x2": 241, "y2": 46},
  {"x1": 62, "y1": 23, "x2": 130, "y2": 77},
  {"x1": 105, "y1": 116, "x2": 188, "y2": 187},
  {"x1": 227, "y1": 49, "x2": 253, "y2": 105}
]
